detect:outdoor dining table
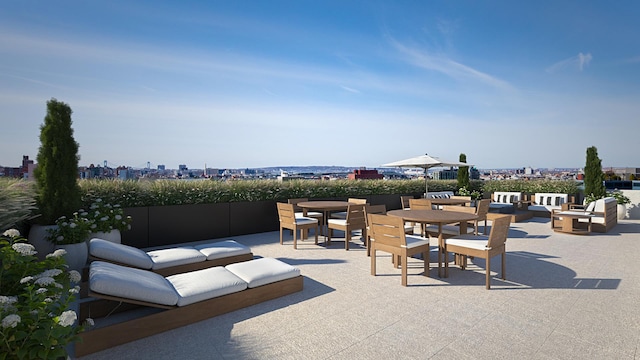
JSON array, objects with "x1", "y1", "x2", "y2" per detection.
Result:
[
  {"x1": 297, "y1": 201, "x2": 351, "y2": 238},
  {"x1": 387, "y1": 209, "x2": 478, "y2": 278}
]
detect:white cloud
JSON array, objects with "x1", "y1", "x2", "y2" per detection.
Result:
[{"x1": 546, "y1": 52, "x2": 592, "y2": 73}]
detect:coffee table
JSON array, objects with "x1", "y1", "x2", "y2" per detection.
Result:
[{"x1": 551, "y1": 210, "x2": 593, "y2": 235}]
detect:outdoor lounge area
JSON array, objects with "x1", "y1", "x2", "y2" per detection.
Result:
[{"x1": 73, "y1": 217, "x2": 640, "y2": 359}]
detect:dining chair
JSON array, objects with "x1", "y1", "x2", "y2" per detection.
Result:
[
  {"x1": 471, "y1": 199, "x2": 491, "y2": 235},
  {"x1": 276, "y1": 202, "x2": 319, "y2": 250},
  {"x1": 327, "y1": 203, "x2": 367, "y2": 250},
  {"x1": 331, "y1": 198, "x2": 367, "y2": 220},
  {"x1": 400, "y1": 195, "x2": 413, "y2": 210},
  {"x1": 367, "y1": 213, "x2": 431, "y2": 286},
  {"x1": 409, "y1": 198, "x2": 433, "y2": 236},
  {"x1": 288, "y1": 198, "x2": 323, "y2": 237},
  {"x1": 444, "y1": 215, "x2": 511, "y2": 289}
]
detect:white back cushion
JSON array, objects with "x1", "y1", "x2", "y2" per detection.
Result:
[{"x1": 89, "y1": 238, "x2": 153, "y2": 269}]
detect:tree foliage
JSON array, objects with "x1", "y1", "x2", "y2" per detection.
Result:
[
  {"x1": 457, "y1": 153, "x2": 469, "y2": 190},
  {"x1": 34, "y1": 99, "x2": 81, "y2": 224},
  {"x1": 584, "y1": 146, "x2": 606, "y2": 199}
]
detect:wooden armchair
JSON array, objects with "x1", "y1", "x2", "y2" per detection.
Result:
[
  {"x1": 288, "y1": 198, "x2": 323, "y2": 238},
  {"x1": 367, "y1": 213, "x2": 431, "y2": 286},
  {"x1": 277, "y1": 202, "x2": 319, "y2": 250},
  {"x1": 327, "y1": 203, "x2": 367, "y2": 250},
  {"x1": 444, "y1": 215, "x2": 511, "y2": 289}
]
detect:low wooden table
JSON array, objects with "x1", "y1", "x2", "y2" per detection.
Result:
[{"x1": 551, "y1": 211, "x2": 593, "y2": 235}]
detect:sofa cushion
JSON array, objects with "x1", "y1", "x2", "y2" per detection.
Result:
[
  {"x1": 147, "y1": 247, "x2": 207, "y2": 270},
  {"x1": 492, "y1": 192, "x2": 521, "y2": 204},
  {"x1": 89, "y1": 238, "x2": 153, "y2": 270},
  {"x1": 226, "y1": 257, "x2": 300, "y2": 288},
  {"x1": 167, "y1": 266, "x2": 248, "y2": 307},
  {"x1": 193, "y1": 240, "x2": 252, "y2": 260},
  {"x1": 489, "y1": 203, "x2": 515, "y2": 214},
  {"x1": 89, "y1": 261, "x2": 178, "y2": 306}
]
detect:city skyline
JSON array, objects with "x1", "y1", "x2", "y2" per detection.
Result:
[{"x1": 1, "y1": 1, "x2": 639, "y2": 169}]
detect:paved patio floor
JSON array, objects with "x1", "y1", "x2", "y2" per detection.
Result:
[{"x1": 75, "y1": 218, "x2": 640, "y2": 359}]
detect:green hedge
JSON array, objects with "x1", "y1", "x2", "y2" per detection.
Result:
[{"x1": 0, "y1": 178, "x2": 582, "y2": 225}]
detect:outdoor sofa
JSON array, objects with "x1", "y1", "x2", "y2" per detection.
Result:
[{"x1": 76, "y1": 257, "x2": 303, "y2": 356}]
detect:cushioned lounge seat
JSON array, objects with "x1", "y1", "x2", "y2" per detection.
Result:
[
  {"x1": 77, "y1": 258, "x2": 303, "y2": 356},
  {"x1": 89, "y1": 238, "x2": 253, "y2": 276}
]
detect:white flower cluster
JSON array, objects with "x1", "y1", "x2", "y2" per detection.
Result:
[
  {"x1": 2, "y1": 229, "x2": 20, "y2": 238},
  {"x1": 11, "y1": 243, "x2": 37, "y2": 256},
  {"x1": 58, "y1": 310, "x2": 77, "y2": 327},
  {"x1": 1, "y1": 314, "x2": 21, "y2": 329},
  {"x1": 46, "y1": 249, "x2": 67, "y2": 258}
]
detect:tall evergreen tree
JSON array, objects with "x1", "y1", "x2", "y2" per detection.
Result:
[
  {"x1": 457, "y1": 153, "x2": 469, "y2": 190},
  {"x1": 34, "y1": 98, "x2": 81, "y2": 224},
  {"x1": 584, "y1": 146, "x2": 606, "y2": 199}
]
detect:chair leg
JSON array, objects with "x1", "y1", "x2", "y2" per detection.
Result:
[
  {"x1": 501, "y1": 252, "x2": 506, "y2": 280},
  {"x1": 314, "y1": 226, "x2": 318, "y2": 245},
  {"x1": 371, "y1": 248, "x2": 376, "y2": 276},
  {"x1": 345, "y1": 228, "x2": 351, "y2": 250},
  {"x1": 401, "y1": 255, "x2": 408, "y2": 286},
  {"x1": 279, "y1": 227, "x2": 283, "y2": 245},
  {"x1": 486, "y1": 255, "x2": 491, "y2": 290},
  {"x1": 423, "y1": 251, "x2": 429, "y2": 277},
  {"x1": 293, "y1": 227, "x2": 298, "y2": 250}
]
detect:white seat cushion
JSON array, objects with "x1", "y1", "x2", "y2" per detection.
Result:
[
  {"x1": 404, "y1": 235, "x2": 431, "y2": 249},
  {"x1": 226, "y1": 257, "x2": 300, "y2": 288},
  {"x1": 294, "y1": 217, "x2": 318, "y2": 225},
  {"x1": 193, "y1": 240, "x2": 252, "y2": 260},
  {"x1": 89, "y1": 261, "x2": 178, "y2": 306},
  {"x1": 167, "y1": 267, "x2": 248, "y2": 307},
  {"x1": 148, "y1": 247, "x2": 207, "y2": 270},
  {"x1": 295, "y1": 211, "x2": 322, "y2": 218},
  {"x1": 327, "y1": 219, "x2": 347, "y2": 226},
  {"x1": 89, "y1": 238, "x2": 153, "y2": 270},
  {"x1": 446, "y1": 235, "x2": 489, "y2": 251}
]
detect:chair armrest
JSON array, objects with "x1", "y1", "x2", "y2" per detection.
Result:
[{"x1": 565, "y1": 203, "x2": 585, "y2": 210}]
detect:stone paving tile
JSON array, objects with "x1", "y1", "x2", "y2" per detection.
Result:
[{"x1": 76, "y1": 219, "x2": 640, "y2": 360}]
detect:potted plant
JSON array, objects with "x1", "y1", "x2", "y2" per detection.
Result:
[
  {"x1": 608, "y1": 190, "x2": 631, "y2": 220},
  {"x1": 86, "y1": 198, "x2": 132, "y2": 244},
  {"x1": 0, "y1": 229, "x2": 90, "y2": 359},
  {"x1": 46, "y1": 211, "x2": 92, "y2": 271},
  {"x1": 29, "y1": 99, "x2": 82, "y2": 260}
]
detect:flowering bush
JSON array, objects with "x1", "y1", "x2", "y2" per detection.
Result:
[
  {"x1": 46, "y1": 211, "x2": 93, "y2": 245},
  {"x1": 584, "y1": 191, "x2": 631, "y2": 206},
  {"x1": 457, "y1": 186, "x2": 482, "y2": 200},
  {"x1": 0, "y1": 229, "x2": 89, "y2": 359},
  {"x1": 86, "y1": 198, "x2": 132, "y2": 233}
]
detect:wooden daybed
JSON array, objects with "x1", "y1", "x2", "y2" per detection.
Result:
[{"x1": 76, "y1": 258, "x2": 303, "y2": 357}]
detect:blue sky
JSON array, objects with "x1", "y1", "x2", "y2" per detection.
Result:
[{"x1": 1, "y1": 1, "x2": 639, "y2": 170}]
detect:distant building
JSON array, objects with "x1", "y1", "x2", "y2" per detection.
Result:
[
  {"x1": 432, "y1": 167, "x2": 479, "y2": 180},
  {"x1": 157, "y1": 165, "x2": 165, "y2": 171},
  {"x1": 347, "y1": 169, "x2": 383, "y2": 180}
]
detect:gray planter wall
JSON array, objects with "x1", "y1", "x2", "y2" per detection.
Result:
[{"x1": 121, "y1": 195, "x2": 415, "y2": 248}]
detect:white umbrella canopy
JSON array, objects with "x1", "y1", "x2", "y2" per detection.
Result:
[{"x1": 381, "y1": 153, "x2": 472, "y2": 195}]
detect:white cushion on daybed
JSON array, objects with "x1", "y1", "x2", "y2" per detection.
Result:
[
  {"x1": 193, "y1": 240, "x2": 252, "y2": 260},
  {"x1": 89, "y1": 261, "x2": 178, "y2": 306},
  {"x1": 89, "y1": 238, "x2": 154, "y2": 270},
  {"x1": 147, "y1": 247, "x2": 207, "y2": 270},
  {"x1": 492, "y1": 192, "x2": 522, "y2": 203},
  {"x1": 529, "y1": 193, "x2": 569, "y2": 212},
  {"x1": 226, "y1": 257, "x2": 300, "y2": 288},
  {"x1": 167, "y1": 267, "x2": 247, "y2": 307}
]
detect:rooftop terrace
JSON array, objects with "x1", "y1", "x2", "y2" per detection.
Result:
[{"x1": 76, "y1": 218, "x2": 640, "y2": 359}]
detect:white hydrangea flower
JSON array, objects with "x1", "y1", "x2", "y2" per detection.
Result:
[
  {"x1": 35, "y1": 277, "x2": 55, "y2": 286},
  {"x1": 68, "y1": 286, "x2": 80, "y2": 294},
  {"x1": 85, "y1": 318, "x2": 95, "y2": 327},
  {"x1": 12, "y1": 243, "x2": 37, "y2": 256},
  {"x1": 115, "y1": 214, "x2": 122, "y2": 220},
  {"x1": 20, "y1": 276, "x2": 33, "y2": 284},
  {"x1": 46, "y1": 249, "x2": 67, "y2": 258},
  {"x1": 44, "y1": 298, "x2": 53, "y2": 303},
  {"x1": 68, "y1": 270, "x2": 81, "y2": 283},
  {"x1": 58, "y1": 310, "x2": 77, "y2": 327},
  {"x1": 39, "y1": 269, "x2": 63, "y2": 278},
  {"x1": 69, "y1": 222, "x2": 77, "y2": 229},
  {"x1": 0, "y1": 296, "x2": 18, "y2": 305},
  {"x1": 36, "y1": 288, "x2": 48, "y2": 294},
  {"x1": 2, "y1": 229, "x2": 20, "y2": 238},
  {"x1": 1, "y1": 314, "x2": 21, "y2": 328}
]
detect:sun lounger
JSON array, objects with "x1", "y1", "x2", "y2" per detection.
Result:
[
  {"x1": 76, "y1": 258, "x2": 303, "y2": 356},
  {"x1": 89, "y1": 238, "x2": 254, "y2": 276}
]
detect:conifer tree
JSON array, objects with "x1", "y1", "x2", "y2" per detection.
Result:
[
  {"x1": 34, "y1": 98, "x2": 81, "y2": 224},
  {"x1": 457, "y1": 153, "x2": 469, "y2": 190},
  {"x1": 584, "y1": 146, "x2": 606, "y2": 200}
]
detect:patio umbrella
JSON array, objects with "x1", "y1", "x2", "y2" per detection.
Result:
[{"x1": 381, "y1": 153, "x2": 472, "y2": 195}]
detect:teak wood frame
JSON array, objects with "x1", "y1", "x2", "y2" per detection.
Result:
[{"x1": 76, "y1": 276, "x2": 304, "y2": 357}]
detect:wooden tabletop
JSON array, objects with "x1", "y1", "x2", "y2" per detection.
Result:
[
  {"x1": 297, "y1": 201, "x2": 350, "y2": 210},
  {"x1": 387, "y1": 209, "x2": 477, "y2": 224}
]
